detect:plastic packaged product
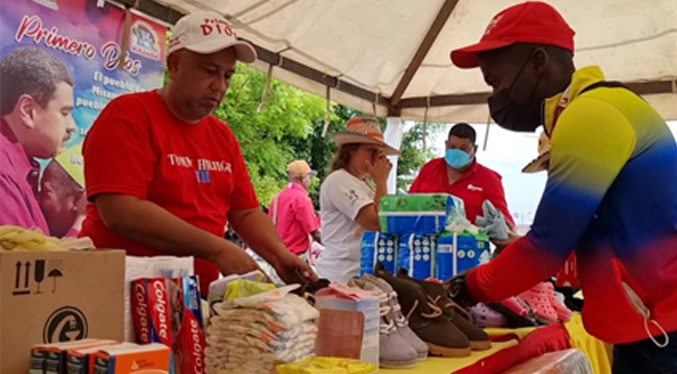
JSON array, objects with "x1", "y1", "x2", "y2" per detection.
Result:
[
  {"x1": 379, "y1": 193, "x2": 466, "y2": 235},
  {"x1": 501, "y1": 349, "x2": 593, "y2": 374},
  {"x1": 360, "y1": 232, "x2": 398, "y2": 276},
  {"x1": 437, "y1": 231, "x2": 490, "y2": 279},
  {"x1": 397, "y1": 233, "x2": 437, "y2": 279}
]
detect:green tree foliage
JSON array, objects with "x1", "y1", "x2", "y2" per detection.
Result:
[
  {"x1": 212, "y1": 63, "x2": 437, "y2": 207},
  {"x1": 214, "y1": 64, "x2": 326, "y2": 205},
  {"x1": 396, "y1": 122, "x2": 443, "y2": 193}
]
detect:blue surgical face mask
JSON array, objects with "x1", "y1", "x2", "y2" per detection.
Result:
[{"x1": 445, "y1": 148, "x2": 471, "y2": 169}]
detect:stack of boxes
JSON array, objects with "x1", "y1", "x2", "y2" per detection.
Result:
[{"x1": 360, "y1": 193, "x2": 490, "y2": 280}]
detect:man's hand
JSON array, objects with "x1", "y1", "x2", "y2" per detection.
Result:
[
  {"x1": 211, "y1": 244, "x2": 263, "y2": 277},
  {"x1": 272, "y1": 251, "x2": 318, "y2": 284},
  {"x1": 369, "y1": 155, "x2": 392, "y2": 185},
  {"x1": 492, "y1": 231, "x2": 522, "y2": 253}
]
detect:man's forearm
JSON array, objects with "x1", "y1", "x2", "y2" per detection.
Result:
[
  {"x1": 311, "y1": 230, "x2": 323, "y2": 245},
  {"x1": 96, "y1": 194, "x2": 235, "y2": 262},
  {"x1": 229, "y1": 208, "x2": 290, "y2": 267}
]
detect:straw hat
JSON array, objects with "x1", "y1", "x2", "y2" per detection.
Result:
[
  {"x1": 522, "y1": 132, "x2": 550, "y2": 173},
  {"x1": 331, "y1": 117, "x2": 401, "y2": 156}
]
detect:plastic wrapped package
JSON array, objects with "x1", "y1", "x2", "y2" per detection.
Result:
[
  {"x1": 379, "y1": 194, "x2": 466, "y2": 235},
  {"x1": 500, "y1": 349, "x2": 593, "y2": 374}
]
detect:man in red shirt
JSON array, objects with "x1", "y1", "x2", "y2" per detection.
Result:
[
  {"x1": 80, "y1": 11, "x2": 314, "y2": 293},
  {"x1": 410, "y1": 123, "x2": 514, "y2": 228},
  {"x1": 268, "y1": 160, "x2": 322, "y2": 260}
]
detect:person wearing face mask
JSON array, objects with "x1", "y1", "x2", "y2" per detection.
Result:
[
  {"x1": 315, "y1": 117, "x2": 399, "y2": 282},
  {"x1": 445, "y1": 2, "x2": 677, "y2": 373},
  {"x1": 409, "y1": 123, "x2": 515, "y2": 229},
  {"x1": 268, "y1": 160, "x2": 323, "y2": 262}
]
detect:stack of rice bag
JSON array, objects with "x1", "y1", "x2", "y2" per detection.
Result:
[{"x1": 206, "y1": 285, "x2": 318, "y2": 374}]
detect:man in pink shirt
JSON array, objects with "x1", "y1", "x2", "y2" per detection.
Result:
[
  {"x1": 269, "y1": 160, "x2": 322, "y2": 260},
  {"x1": 0, "y1": 46, "x2": 76, "y2": 232}
]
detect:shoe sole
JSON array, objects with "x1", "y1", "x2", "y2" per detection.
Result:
[
  {"x1": 416, "y1": 353, "x2": 428, "y2": 361},
  {"x1": 426, "y1": 343, "x2": 472, "y2": 358},
  {"x1": 470, "y1": 340, "x2": 492, "y2": 351},
  {"x1": 380, "y1": 360, "x2": 417, "y2": 369}
]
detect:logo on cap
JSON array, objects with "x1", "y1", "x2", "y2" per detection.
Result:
[
  {"x1": 200, "y1": 18, "x2": 236, "y2": 38},
  {"x1": 484, "y1": 14, "x2": 504, "y2": 36}
]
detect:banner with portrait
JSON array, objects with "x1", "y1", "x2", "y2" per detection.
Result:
[{"x1": 0, "y1": 0, "x2": 167, "y2": 236}]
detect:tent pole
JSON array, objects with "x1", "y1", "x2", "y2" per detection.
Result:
[{"x1": 483, "y1": 115, "x2": 491, "y2": 151}]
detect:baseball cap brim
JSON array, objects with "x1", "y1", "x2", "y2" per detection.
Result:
[
  {"x1": 450, "y1": 39, "x2": 517, "y2": 69},
  {"x1": 185, "y1": 39, "x2": 257, "y2": 63},
  {"x1": 332, "y1": 132, "x2": 401, "y2": 156}
]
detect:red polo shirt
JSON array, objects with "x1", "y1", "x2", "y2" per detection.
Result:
[
  {"x1": 268, "y1": 183, "x2": 319, "y2": 256},
  {"x1": 81, "y1": 91, "x2": 260, "y2": 293},
  {"x1": 409, "y1": 158, "x2": 514, "y2": 226}
]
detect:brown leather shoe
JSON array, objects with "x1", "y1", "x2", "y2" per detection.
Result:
[
  {"x1": 396, "y1": 269, "x2": 492, "y2": 351},
  {"x1": 375, "y1": 264, "x2": 471, "y2": 357}
]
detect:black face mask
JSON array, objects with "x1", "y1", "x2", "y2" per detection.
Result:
[{"x1": 487, "y1": 53, "x2": 543, "y2": 132}]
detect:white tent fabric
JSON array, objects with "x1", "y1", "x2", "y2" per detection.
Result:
[{"x1": 155, "y1": 0, "x2": 677, "y2": 122}]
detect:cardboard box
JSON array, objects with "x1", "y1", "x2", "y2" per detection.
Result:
[
  {"x1": 0, "y1": 250, "x2": 125, "y2": 374},
  {"x1": 92, "y1": 343, "x2": 171, "y2": 374},
  {"x1": 67, "y1": 342, "x2": 134, "y2": 374},
  {"x1": 30, "y1": 339, "x2": 117, "y2": 374}
]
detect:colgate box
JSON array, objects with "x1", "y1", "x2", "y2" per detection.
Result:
[
  {"x1": 172, "y1": 276, "x2": 205, "y2": 374},
  {"x1": 131, "y1": 278, "x2": 173, "y2": 347},
  {"x1": 131, "y1": 276, "x2": 205, "y2": 374}
]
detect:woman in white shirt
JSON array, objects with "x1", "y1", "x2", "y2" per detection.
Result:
[{"x1": 315, "y1": 117, "x2": 400, "y2": 282}]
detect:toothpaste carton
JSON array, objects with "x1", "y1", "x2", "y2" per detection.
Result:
[
  {"x1": 360, "y1": 232, "x2": 398, "y2": 276},
  {"x1": 172, "y1": 276, "x2": 206, "y2": 374},
  {"x1": 398, "y1": 234, "x2": 437, "y2": 279},
  {"x1": 91, "y1": 343, "x2": 171, "y2": 374},
  {"x1": 131, "y1": 278, "x2": 174, "y2": 347},
  {"x1": 67, "y1": 343, "x2": 134, "y2": 374},
  {"x1": 30, "y1": 339, "x2": 115, "y2": 374}
]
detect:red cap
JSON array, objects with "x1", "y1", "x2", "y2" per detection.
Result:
[{"x1": 450, "y1": 2, "x2": 575, "y2": 69}]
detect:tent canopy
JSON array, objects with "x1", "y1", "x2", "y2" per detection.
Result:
[{"x1": 125, "y1": 0, "x2": 677, "y2": 122}]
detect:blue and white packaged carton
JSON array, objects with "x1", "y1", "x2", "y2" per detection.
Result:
[
  {"x1": 360, "y1": 232, "x2": 398, "y2": 276},
  {"x1": 397, "y1": 233, "x2": 437, "y2": 279},
  {"x1": 437, "y1": 231, "x2": 491, "y2": 279},
  {"x1": 379, "y1": 193, "x2": 466, "y2": 235}
]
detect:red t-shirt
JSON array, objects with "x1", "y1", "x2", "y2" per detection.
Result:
[
  {"x1": 409, "y1": 158, "x2": 514, "y2": 226},
  {"x1": 80, "y1": 91, "x2": 260, "y2": 293},
  {"x1": 268, "y1": 183, "x2": 319, "y2": 255}
]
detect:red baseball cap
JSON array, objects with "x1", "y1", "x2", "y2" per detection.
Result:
[{"x1": 450, "y1": 2, "x2": 575, "y2": 69}]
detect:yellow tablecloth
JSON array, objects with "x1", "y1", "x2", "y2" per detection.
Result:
[
  {"x1": 565, "y1": 313, "x2": 613, "y2": 374},
  {"x1": 486, "y1": 313, "x2": 612, "y2": 374},
  {"x1": 379, "y1": 313, "x2": 612, "y2": 374},
  {"x1": 380, "y1": 341, "x2": 518, "y2": 374}
]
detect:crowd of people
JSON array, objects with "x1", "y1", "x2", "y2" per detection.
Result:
[{"x1": 1, "y1": 2, "x2": 676, "y2": 373}]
